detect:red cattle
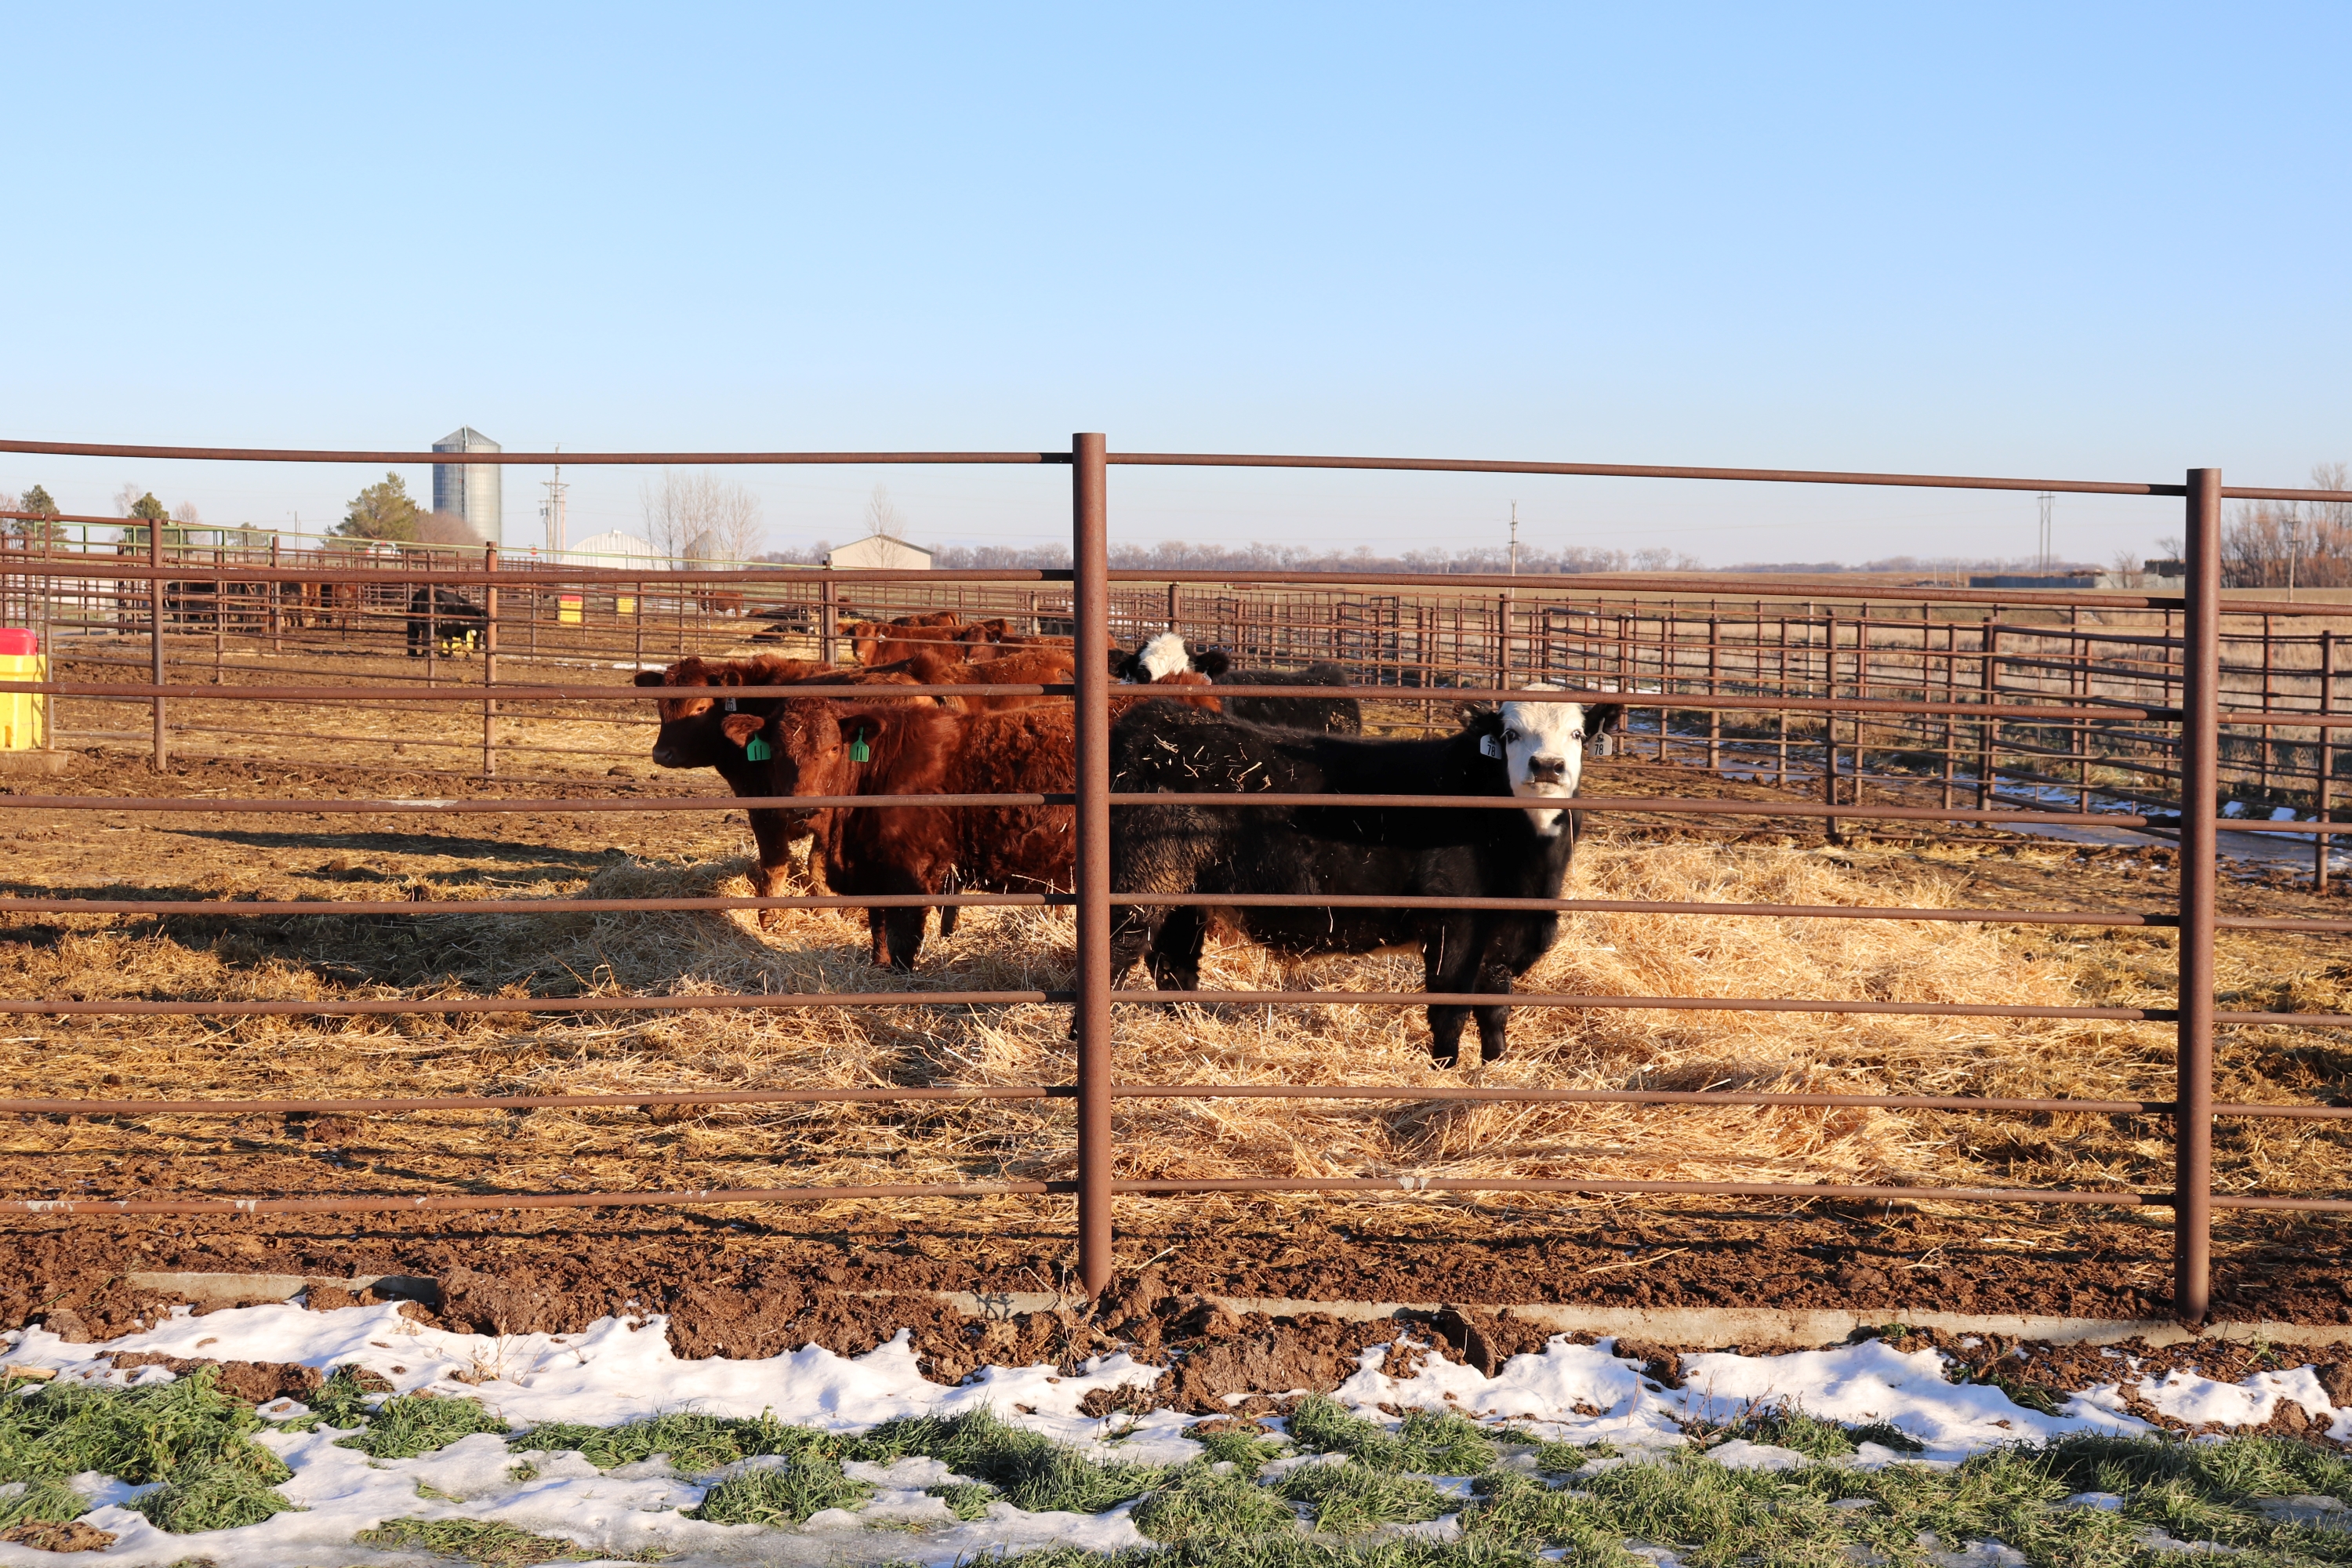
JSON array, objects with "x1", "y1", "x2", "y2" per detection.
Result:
[
  {"x1": 736, "y1": 672, "x2": 1219, "y2": 967},
  {"x1": 633, "y1": 655, "x2": 931, "y2": 923}
]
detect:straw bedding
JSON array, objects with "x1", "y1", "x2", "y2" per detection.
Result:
[{"x1": 5, "y1": 819, "x2": 2339, "y2": 1233}]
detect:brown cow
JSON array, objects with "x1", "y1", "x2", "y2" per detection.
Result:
[
  {"x1": 633, "y1": 655, "x2": 931, "y2": 924},
  {"x1": 849, "y1": 619, "x2": 968, "y2": 666},
  {"x1": 738, "y1": 672, "x2": 1219, "y2": 967},
  {"x1": 907, "y1": 646, "x2": 1078, "y2": 715}
]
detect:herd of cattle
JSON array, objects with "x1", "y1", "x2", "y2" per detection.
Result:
[{"x1": 635, "y1": 613, "x2": 1619, "y2": 1065}]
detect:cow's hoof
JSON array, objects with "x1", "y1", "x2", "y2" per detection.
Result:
[
  {"x1": 1428, "y1": 1048, "x2": 1461, "y2": 1069},
  {"x1": 1481, "y1": 1041, "x2": 1508, "y2": 1064}
]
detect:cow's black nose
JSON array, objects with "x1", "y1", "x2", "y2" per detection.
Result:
[{"x1": 1527, "y1": 755, "x2": 1566, "y2": 783}]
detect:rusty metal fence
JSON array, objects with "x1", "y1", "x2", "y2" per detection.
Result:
[{"x1": 5, "y1": 437, "x2": 2352, "y2": 1324}]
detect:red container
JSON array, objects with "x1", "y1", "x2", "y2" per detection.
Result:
[{"x1": 0, "y1": 629, "x2": 36, "y2": 656}]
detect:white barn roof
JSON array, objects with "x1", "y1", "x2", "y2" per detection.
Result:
[
  {"x1": 826, "y1": 534, "x2": 933, "y2": 571},
  {"x1": 568, "y1": 531, "x2": 659, "y2": 563}
]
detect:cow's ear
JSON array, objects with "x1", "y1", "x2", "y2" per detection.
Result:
[
  {"x1": 1581, "y1": 702, "x2": 1621, "y2": 738},
  {"x1": 632, "y1": 670, "x2": 666, "y2": 688},
  {"x1": 1194, "y1": 649, "x2": 1232, "y2": 677},
  {"x1": 721, "y1": 713, "x2": 765, "y2": 747}
]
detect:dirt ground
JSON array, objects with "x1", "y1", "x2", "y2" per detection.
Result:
[{"x1": 2, "y1": 720, "x2": 2349, "y2": 1339}]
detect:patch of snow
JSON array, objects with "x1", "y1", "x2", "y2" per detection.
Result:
[
  {"x1": 1674, "y1": 1340, "x2": 2147, "y2": 1458},
  {"x1": 1930, "y1": 1541, "x2": 2028, "y2": 1568},
  {"x1": 2062, "y1": 1492, "x2": 2126, "y2": 1511},
  {"x1": 2137, "y1": 1365, "x2": 2336, "y2": 1435},
  {"x1": 2257, "y1": 1496, "x2": 2350, "y2": 1529},
  {"x1": 1705, "y1": 1439, "x2": 1813, "y2": 1472}
]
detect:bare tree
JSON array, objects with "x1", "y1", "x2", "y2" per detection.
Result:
[
  {"x1": 113, "y1": 481, "x2": 147, "y2": 517},
  {"x1": 866, "y1": 484, "x2": 909, "y2": 539},
  {"x1": 172, "y1": 500, "x2": 201, "y2": 527},
  {"x1": 413, "y1": 509, "x2": 483, "y2": 548},
  {"x1": 641, "y1": 470, "x2": 764, "y2": 563},
  {"x1": 2222, "y1": 463, "x2": 2352, "y2": 588}
]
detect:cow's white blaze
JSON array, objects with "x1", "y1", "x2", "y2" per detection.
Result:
[
  {"x1": 1133, "y1": 631, "x2": 1192, "y2": 681},
  {"x1": 1498, "y1": 692, "x2": 1595, "y2": 836}
]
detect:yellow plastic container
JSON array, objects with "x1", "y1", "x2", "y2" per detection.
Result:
[{"x1": 0, "y1": 651, "x2": 43, "y2": 751}]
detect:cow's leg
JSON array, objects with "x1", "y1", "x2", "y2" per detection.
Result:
[
  {"x1": 1421, "y1": 918, "x2": 1486, "y2": 1068},
  {"x1": 937, "y1": 903, "x2": 960, "y2": 941},
  {"x1": 877, "y1": 903, "x2": 929, "y2": 970},
  {"x1": 1109, "y1": 904, "x2": 1160, "y2": 986},
  {"x1": 1144, "y1": 906, "x2": 1207, "y2": 992},
  {"x1": 744, "y1": 810, "x2": 807, "y2": 931},
  {"x1": 1472, "y1": 953, "x2": 1515, "y2": 1064}
]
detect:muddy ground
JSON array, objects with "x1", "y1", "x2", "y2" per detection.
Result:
[{"x1": 2, "y1": 739, "x2": 2348, "y2": 1338}]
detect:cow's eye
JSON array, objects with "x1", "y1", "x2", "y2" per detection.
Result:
[{"x1": 1503, "y1": 729, "x2": 1519, "y2": 743}]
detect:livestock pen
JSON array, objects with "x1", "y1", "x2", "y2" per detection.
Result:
[{"x1": 1, "y1": 437, "x2": 2350, "y2": 1330}]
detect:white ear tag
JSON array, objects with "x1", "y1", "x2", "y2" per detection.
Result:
[
  {"x1": 724, "y1": 697, "x2": 738, "y2": 713},
  {"x1": 1479, "y1": 734, "x2": 1503, "y2": 758},
  {"x1": 1591, "y1": 732, "x2": 1612, "y2": 758}
]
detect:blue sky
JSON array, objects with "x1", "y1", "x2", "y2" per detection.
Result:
[{"x1": 2, "y1": 3, "x2": 2345, "y2": 566}]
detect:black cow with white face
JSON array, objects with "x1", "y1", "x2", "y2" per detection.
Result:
[
  {"x1": 1108, "y1": 688, "x2": 1617, "y2": 1065},
  {"x1": 1116, "y1": 632, "x2": 1360, "y2": 735}
]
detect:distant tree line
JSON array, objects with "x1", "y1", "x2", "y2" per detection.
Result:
[
  {"x1": 760, "y1": 539, "x2": 1705, "y2": 574},
  {"x1": 2222, "y1": 463, "x2": 2352, "y2": 589}
]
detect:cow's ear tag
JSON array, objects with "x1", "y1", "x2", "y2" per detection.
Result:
[
  {"x1": 1592, "y1": 733, "x2": 1613, "y2": 758},
  {"x1": 848, "y1": 728, "x2": 871, "y2": 763},
  {"x1": 723, "y1": 696, "x2": 738, "y2": 713},
  {"x1": 742, "y1": 731, "x2": 773, "y2": 763},
  {"x1": 1479, "y1": 733, "x2": 1504, "y2": 759}
]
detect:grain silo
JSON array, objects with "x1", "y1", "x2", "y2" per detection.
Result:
[{"x1": 432, "y1": 426, "x2": 503, "y2": 546}]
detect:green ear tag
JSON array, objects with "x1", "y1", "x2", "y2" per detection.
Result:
[
  {"x1": 848, "y1": 728, "x2": 871, "y2": 763},
  {"x1": 742, "y1": 734, "x2": 772, "y2": 762}
]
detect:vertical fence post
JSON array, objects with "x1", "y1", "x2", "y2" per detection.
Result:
[
  {"x1": 482, "y1": 543, "x2": 499, "y2": 780},
  {"x1": 1977, "y1": 622, "x2": 1998, "y2": 810},
  {"x1": 2318, "y1": 630, "x2": 2335, "y2": 893},
  {"x1": 1071, "y1": 432, "x2": 1115, "y2": 1299},
  {"x1": 1824, "y1": 612, "x2": 1841, "y2": 844},
  {"x1": 149, "y1": 517, "x2": 167, "y2": 771},
  {"x1": 820, "y1": 577, "x2": 839, "y2": 666},
  {"x1": 1707, "y1": 614, "x2": 1722, "y2": 775},
  {"x1": 2175, "y1": 466, "x2": 2222, "y2": 1325}
]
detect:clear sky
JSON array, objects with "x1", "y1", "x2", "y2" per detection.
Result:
[{"x1": 3, "y1": 3, "x2": 2345, "y2": 568}]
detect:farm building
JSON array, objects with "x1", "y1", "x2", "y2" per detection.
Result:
[{"x1": 824, "y1": 532, "x2": 933, "y2": 571}]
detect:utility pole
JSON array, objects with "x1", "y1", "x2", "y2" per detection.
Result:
[
  {"x1": 2287, "y1": 517, "x2": 2300, "y2": 601},
  {"x1": 2037, "y1": 492, "x2": 2055, "y2": 573},
  {"x1": 540, "y1": 446, "x2": 568, "y2": 555},
  {"x1": 1508, "y1": 503, "x2": 1519, "y2": 575}
]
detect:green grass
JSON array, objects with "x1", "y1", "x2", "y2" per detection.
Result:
[
  {"x1": 1707, "y1": 1404, "x2": 1924, "y2": 1461},
  {"x1": 0, "y1": 1368, "x2": 290, "y2": 1487},
  {"x1": 281, "y1": 1365, "x2": 379, "y2": 1432},
  {"x1": 685, "y1": 1458, "x2": 877, "y2": 1525},
  {"x1": 355, "y1": 1515, "x2": 589, "y2": 1566},
  {"x1": 847, "y1": 1407, "x2": 1170, "y2": 1513},
  {"x1": 925, "y1": 1480, "x2": 1000, "y2": 1521},
  {"x1": 128, "y1": 1458, "x2": 300, "y2": 1533},
  {"x1": 1189, "y1": 1421, "x2": 1294, "y2": 1468},
  {"x1": 0, "y1": 1475, "x2": 92, "y2": 1527},
  {"x1": 1134, "y1": 1461, "x2": 1301, "y2": 1542},
  {"x1": 1287, "y1": 1398, "x2": 1497, "y2": 1475},
  {"x1": 1276, "y1": 1457, "x2": 1454, "y2": 1534},
  {"x1": 1451, "y1": 1432, "x2": 2352, "y2": 1568},
  {"x1": 978, "y1": 1542, "x2": 1540, "y2": 1568},
  {"x1": 336, "y1": 1393, "x2": 509, "y2": 1459},
  {"x1": 513, "y1": 1410, "x2": 838, "y2": 1475}
]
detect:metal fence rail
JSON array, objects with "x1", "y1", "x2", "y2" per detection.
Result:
[{"x1": 5, "y1": 438, "x2": 2352, "y2": 1323}]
